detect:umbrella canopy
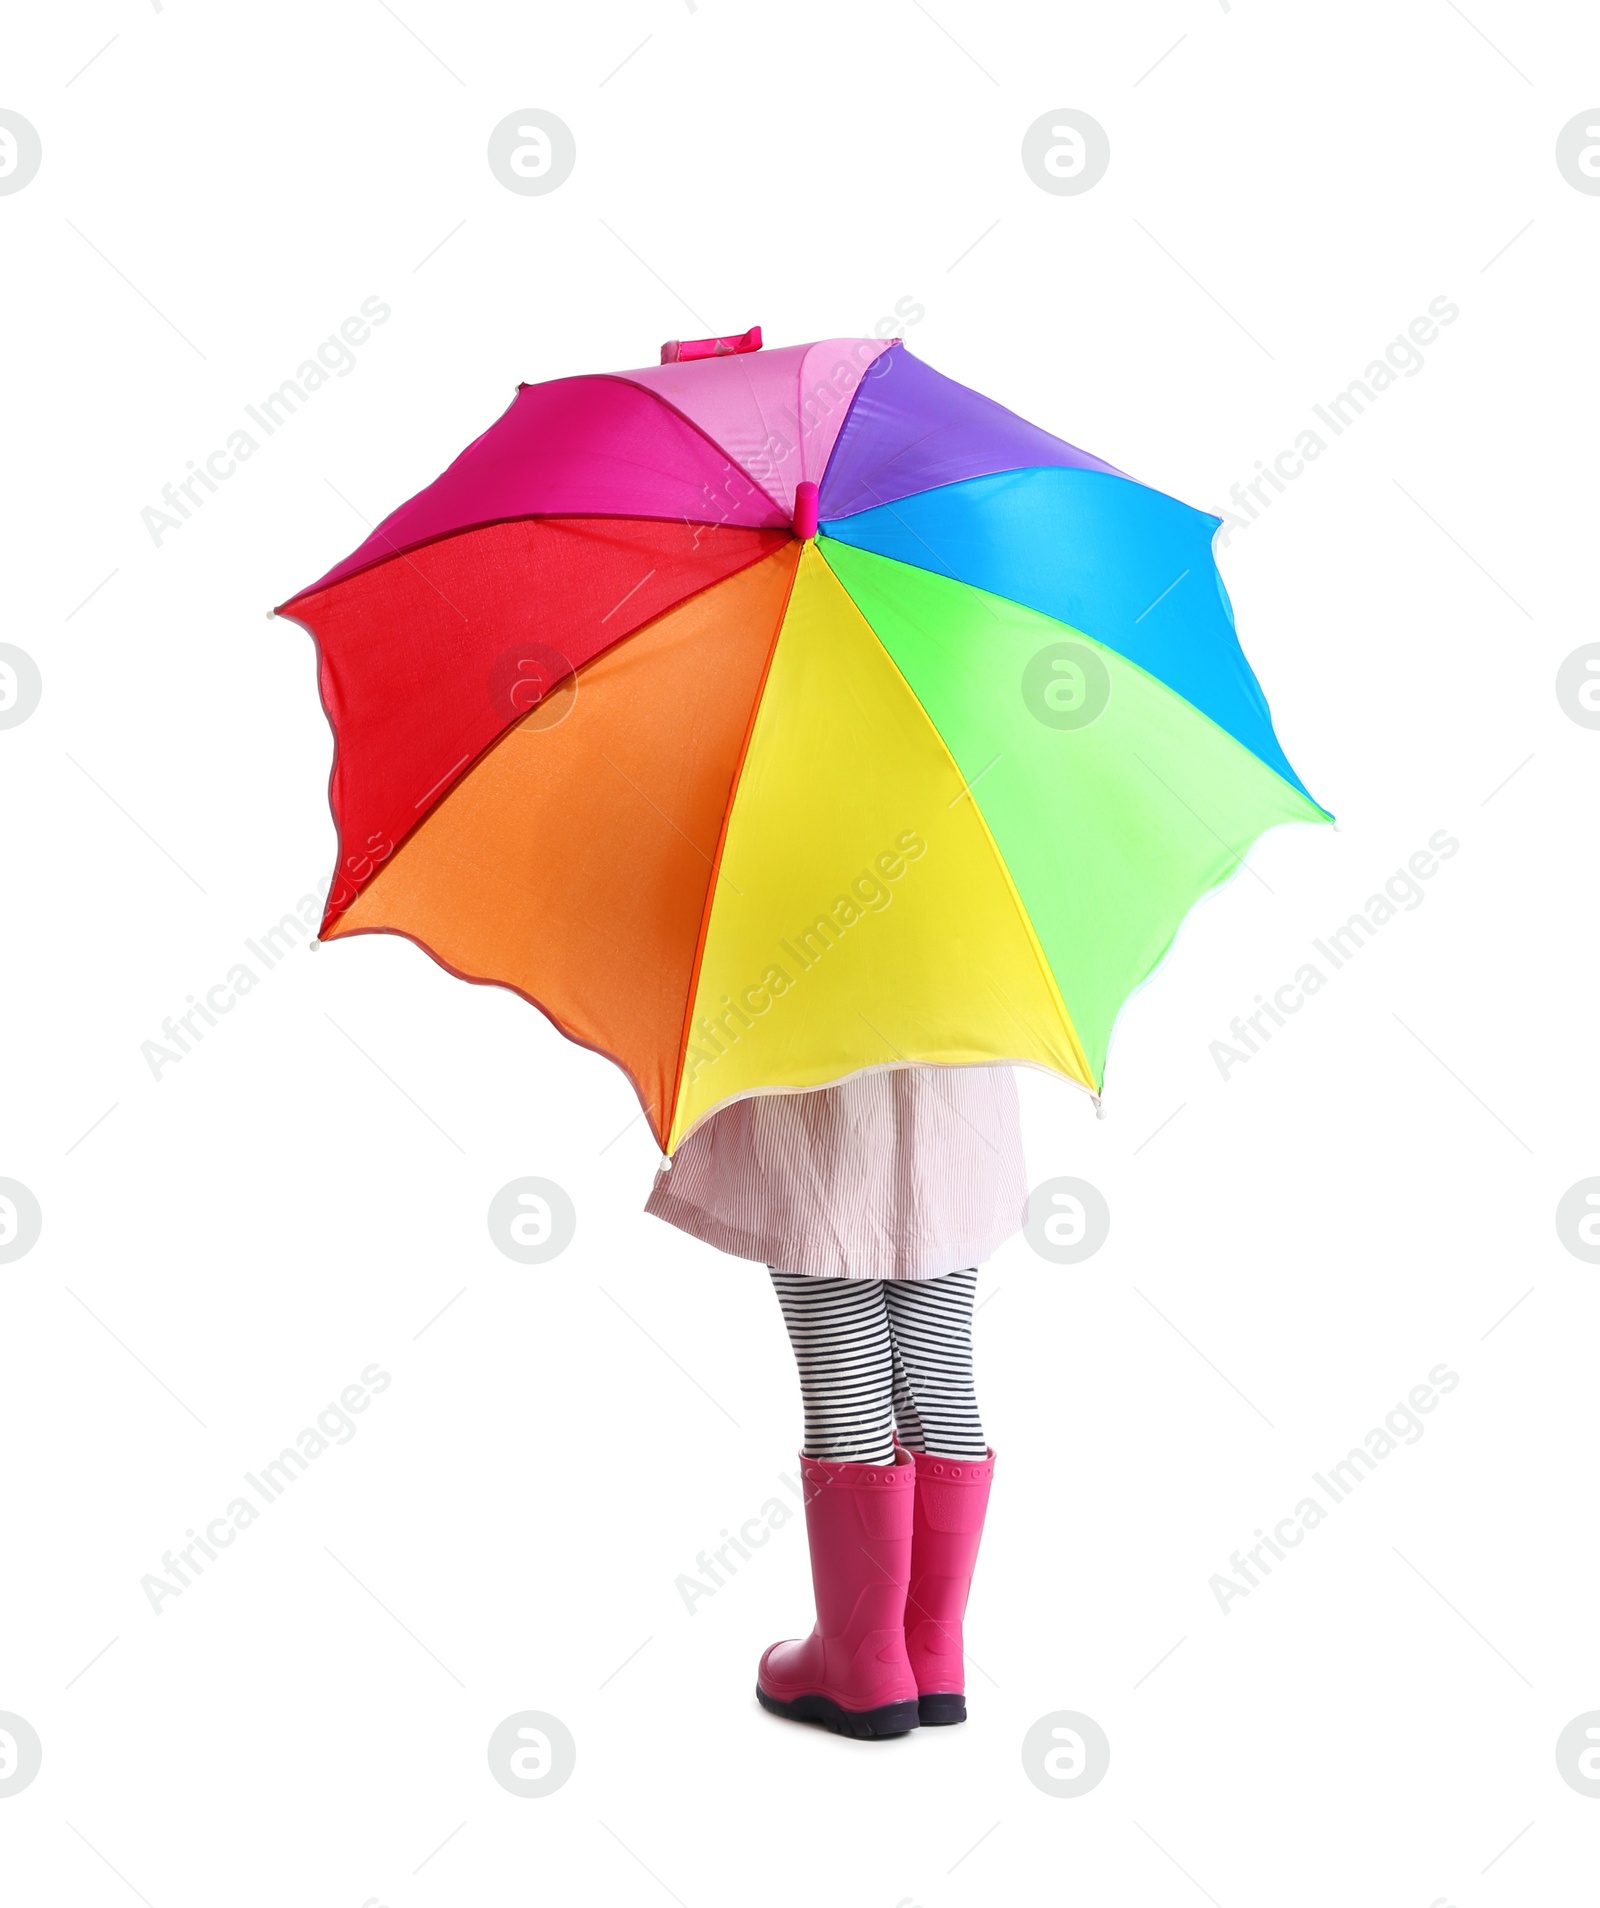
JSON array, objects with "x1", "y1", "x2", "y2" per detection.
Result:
[{"x1": 277, "y1": 329, "x2": 1328, "y2": 1153}]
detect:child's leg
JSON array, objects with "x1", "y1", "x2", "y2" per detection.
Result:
[
  {"x1": 768, "y1": 1271, "x2": 894, "y2": 1464},
  {"x1": 883, "y1": 1268, "x2": 987, "y2": 1459},
  {"x1": 885, "y1": 1269, "x2": 993, "y2": 1724}
]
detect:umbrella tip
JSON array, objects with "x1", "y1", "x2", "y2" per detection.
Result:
[
  {"x1": 1093, "y1": 1094, "x2": 1106, "y2": 1121},
  {"x1": 793, "y1": 481, "x2": 819, "y2": 541}
]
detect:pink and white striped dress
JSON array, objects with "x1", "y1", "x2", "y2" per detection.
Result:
[{"x1": 644, "y1": 1065, "x2": 1027, "y2": 1281}]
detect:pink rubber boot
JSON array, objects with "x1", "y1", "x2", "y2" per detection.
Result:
[
  {"x1": 903, "y1": 1447, "x2": 995, "y2": 1725},
  {"x1": 756, "y1": 1448, "x2": 920, "y2": 1739}
]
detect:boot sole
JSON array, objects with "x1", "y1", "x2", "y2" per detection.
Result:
[
  {"x1": 756, "y1": 1685, "x2": 920, "y2": 1739},
  {"x1": 917, "y1": 1692, "x2": 967, "y2": 1726}
]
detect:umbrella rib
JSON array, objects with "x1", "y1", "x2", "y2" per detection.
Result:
[
  {"x1": 833, "y1": 482, "x2": 1006, "y2": 630},
  {"x1": 324, "y1": 480, "x2": 470, "y2": 623},
  {"x1": 287, "y1": 513, "x2": 788, "y2": 607},
  {"x1": 315, "y1": 542, "x2": 793, "y2": 935},
  {"x1": 818, "y1": 543, "x2": 1095, "y2": 1092},
  {"x1": 589, "y1": 371, "x2": 789, "y2": 521},
  {"x1": 597, "y1": 753, "x2": 742, "y2": 897},
  {"x1": 414, "y1": 755, "x2": 472, "y2": 809},
  {"x1": 947, "y1": 752, "x2": 1003, "y2": 807},
  {"x1": 813, "y1": 342, "x2": 898, "y2": 502},
  {"x1": 661, "y1": 547, "x2": 804, "y2": 1144}
]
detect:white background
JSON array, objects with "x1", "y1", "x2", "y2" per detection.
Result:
[{"x1": 3, "y1": 2, "x2": 1597, "y2": 1903}]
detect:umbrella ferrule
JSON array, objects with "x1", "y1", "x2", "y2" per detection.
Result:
[{"x1": 793, "y1": 480, "x2": 819, "y2": 541}]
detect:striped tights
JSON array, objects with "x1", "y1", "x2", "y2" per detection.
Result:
[{"x1": 769, "y1": 1268, "x2": 986, "y2": 1464}]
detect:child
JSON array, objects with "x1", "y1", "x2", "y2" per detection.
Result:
[{"x1": 647, "y1": 1064, "x2": 1022, "y2": 1737}]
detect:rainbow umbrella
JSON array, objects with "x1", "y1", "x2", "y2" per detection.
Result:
[{"x1": 276, "y1": 327, "x2": 1328, "y2": 1153}]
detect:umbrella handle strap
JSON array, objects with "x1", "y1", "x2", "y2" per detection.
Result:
[{"x1": 660, "y1": 326, "x2": 763, "y2": 363}]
